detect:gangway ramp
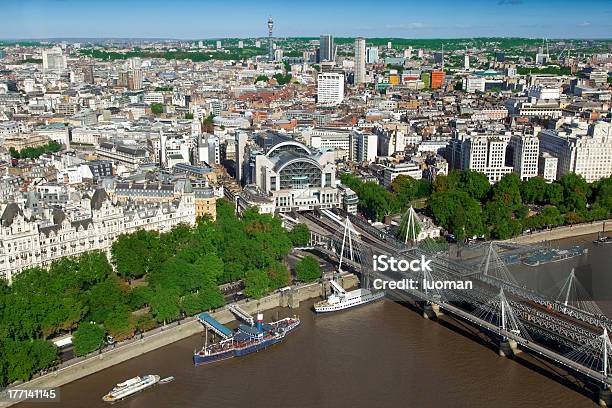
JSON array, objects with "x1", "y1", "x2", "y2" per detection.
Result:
[
  {"x1": 228, "y1": 304, "x2": 255, "y2": 326},
  {"x1": 197, "y1": 313, "x2": 233, "y2": 339}
]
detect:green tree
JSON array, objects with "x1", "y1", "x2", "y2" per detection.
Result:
[
  {"x1": 295, "y1": 256, "x2": 321, "y2": 283},
  {"x1": 254, "y1": 75, "x2": 269, "y2": 83},
  {"x1": 267, "y1": 261, "x2": 291, "y2": 289},
  {"x1": 2, "y1": 339, "x2": 57, "y2": 383},
  {"x1": 558, "y1": 173, "x2": 590, "y2": 213},
  {"x1": 184, "y1": 112, "x2": 194, "y2": 119},
  {"x1": 544, "y1": 182, "x2": 564, "y2": 206},
  {"x1": 490, "y1": 173, "x2": 522, "y2": 207},
  {"x1": 520, "y1": 177, "x2": 548, "y2": 204},
  {"x1": 456, "y1": 171, "x2": 490, "y2": 201},
  {"x1": 150, "y1": 103, "x2": 164, "y2": 115},
  {"x1": 391, "y1": 175, "x2": 419, "y2": 209},
  {"x1": 112, "y1": 230, "x2": 161, "y2": 280},
  {"x1": 289, "y1": 224, "x2": 310, "y2": 247},
  {"x1": 428, "y1": 191, "x2": 485, "y2": 241},
  {"x1": 244, "y1": 268, "x2": 270, "y2": 299},
  {"x1": 72, "y1": 322, "x2": 105, "y2": 357},
  {"x1": 149, "y1": 288, "x2": 180, "y2": 324}
]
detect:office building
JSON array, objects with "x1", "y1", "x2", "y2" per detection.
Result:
[
  {"x1": 463, "y1": 76, "x2": 485, "y2": 93},
  {"x1": 42, "y1": 47, "x2": 66, "y2": 73},
  {"x1": 538, "y1": 121, "x2": 612, "y2": 182},
  {"x1": 383, "y1": 162, "x2": 422, "y2": 187},
  {"x1": 434, "y1": 52, "x2": 444, "y2": 65},
  {"x1": 464, "y1": 55, "x2": 470, "y2": 70},
  {"x1": 538, "y1": 152, "x2": 558, "y2": 182},
  {"x1": 319, "y1": 35, "x2": 334, "y2": 62},
  {"x1": 509, "y1": 134, "x2": 540, "y2": 181},
  {"x1": 430, "y1": 71, "x2": 445, "y2": 89},
  {"x1": 366, "y1": 47, "x2": 379, "y2": 64},
  {"x1": 317, "y1": 72, "x2": 344, "y2": 106},
  {"x1": 354, "y1": 37, "x2": 366, "y2": 85}
]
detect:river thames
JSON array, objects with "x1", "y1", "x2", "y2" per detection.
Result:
[{"x1": 20, "y1": 233, "x2": 611, "y2": 408}]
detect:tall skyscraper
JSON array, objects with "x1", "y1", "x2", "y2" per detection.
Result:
[
  {"x1": 434, "y1": 52, "x2": 444, "y2": 65},
  {"x1": 354, "y1": 37, "x2": 366, "y2": 85},
  {"x1": 464, "y1": 55, "x2": 470, "y2": 70},
  {"x1": 268, "y1": 16, "x2": 274, "y2": 61},
  {"x1": 319, "y1": 35, "x2": 334, "y2": 62}
]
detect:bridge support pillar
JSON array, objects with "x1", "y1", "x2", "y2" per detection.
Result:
[
  {"x1": 431, "y1": 303, "x2": 444, "y2": 318},
  {"x1": 508, "y1": 339, "x2": 522, "y2": 355},
  {"x1": 422, "y1": 303, "x2": 437, "y2": 320},
  {"x1": 599, "y1": 386, "x2": 612, "y2": 407},
  {"x1": 288, "y1": 289, "x2": 300, "y2": 309},
  {"x1": 498, "y1": 340, "x2": 514, "y2": 358}
]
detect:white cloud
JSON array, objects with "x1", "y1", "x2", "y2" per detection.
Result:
[{"x1": 384, "y1": 22, "x2": 426, "y2": 30}]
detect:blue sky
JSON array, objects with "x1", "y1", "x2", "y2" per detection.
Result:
[{"x1": 1, "y1": 0, "x2": 611, "y2": 39}]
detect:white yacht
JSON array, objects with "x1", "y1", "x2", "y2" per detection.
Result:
[
  {"x1": 314, "y1": 279, "x2": 384, "y2": 313},
  {"x1": 102, "y1": 375, "x2": 160, "y2": 402}
]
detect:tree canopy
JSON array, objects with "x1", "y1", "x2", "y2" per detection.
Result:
[{"x1": 296, "y1": 256, "x2": 321, "y2": 283}]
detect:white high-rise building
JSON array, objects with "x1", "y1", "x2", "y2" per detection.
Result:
[
  {"x1": 238, "y1": 40, "x2": 244, "y2": 49},
  {"x1": 538, "y1": 121, "x2": 612, "y2": 182},
  {"x1": 366, "y1": 47, "x2": 379, "y2": 64},
  {"x1": 403, "y1": 47, "x2": 413, "y2": 59},
  {"x1": 216, "y1": 40, "x2": 222, "y2": 49},
  {"x1": 463, "y1": 76, "x2": 485, "y2": 93},
  {"x1": 274, "y1": 49, "x2": 284, "y2": 62},
  {"x1": 510, "y1": 134, "x2": 540, "y2": 181},
  {"x1": 464, "y1": 55, "x2": 470, "y2": 70},
  {"x1": 538, "y1": 152, "x2": 558, "y2": 182},
  {"x1": 317, "y1": 72, "x2": 344, "y2": 106},
  {"x1": 354, "y1": 37, "x2": 366, "y2": 85},
  {"x1": 449, "y1": 132, "x2": 514, "y2": 183},
  {"x1": 353, "y1": 132, "x2": 378, "y2": 163},
  {"x1": 42, "y1": 47, "x2": 67, "y2": 73}
]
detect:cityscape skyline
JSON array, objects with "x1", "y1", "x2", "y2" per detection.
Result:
[{"x1": 2, "y1": 0, "x2": 612, "y2": 40}]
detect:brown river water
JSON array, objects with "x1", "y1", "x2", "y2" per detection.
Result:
[{"x1": 20, "y1": 234, "x2": 611, "y2": 408}]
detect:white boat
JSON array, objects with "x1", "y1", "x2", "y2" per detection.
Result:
[
  {"x1": 102, "y1": 375, "x2": 160, "y2": 402},
  {"x1": 314, "y1": 279, "x2": 384, "y2": 313},
  {"x1": 159, "y1": 376, "x2": 175, "y2": 384}
]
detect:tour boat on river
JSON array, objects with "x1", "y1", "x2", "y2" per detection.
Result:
[
  {"x1": 193, "y1": 313, "x2": 300, "y2": 366},
  {"x1": 314, "y1": 279, "x2": 384, "y2": 313},
  {"x1": 102, "y1": 375, "x2": 160, "y2": 402}
]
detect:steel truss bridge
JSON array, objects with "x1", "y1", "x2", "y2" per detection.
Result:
[{"x1": 297, "y1": 208, "x2": 612, "y2": 396}]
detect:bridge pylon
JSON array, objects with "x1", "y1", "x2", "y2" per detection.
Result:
[{"x1": 338, "y1": 217, "x2": 355, "y2": 273}]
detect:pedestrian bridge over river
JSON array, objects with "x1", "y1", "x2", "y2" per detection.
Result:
[{"x1": 295, "y1": 208, "x2": 612, "y2": 406}]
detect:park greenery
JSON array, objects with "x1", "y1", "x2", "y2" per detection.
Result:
[
  {"x1": 80, "y1": 47, "x2": 265, "y2": 62},
  {"x1": 150, "y1": 102, "x2": 164, "y2": 115},
  {"x1": 0, "y1": 200, "x2": 304, "y2": 386},
  {"x1": 296, "y1": 256, "x2": 321, "y2": 283},
  {"x1": 517, "y1": 66, "x2": 572, "y2": 76},
  {"x1": 273, "y1": 73, "x2": 292, "y2": 85},
  {"x1": 342, "y1": 171, "x2": 612, "y2": 241},
  {"x1": 9, "y1": 140, "x2": 63, "y2": 160},
  {"x1": 340, "y1": 173, "x2": 430, "y2": 221},
  {"x1": 288, "y1": 224, "x2": 311, "y2": 247}
]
